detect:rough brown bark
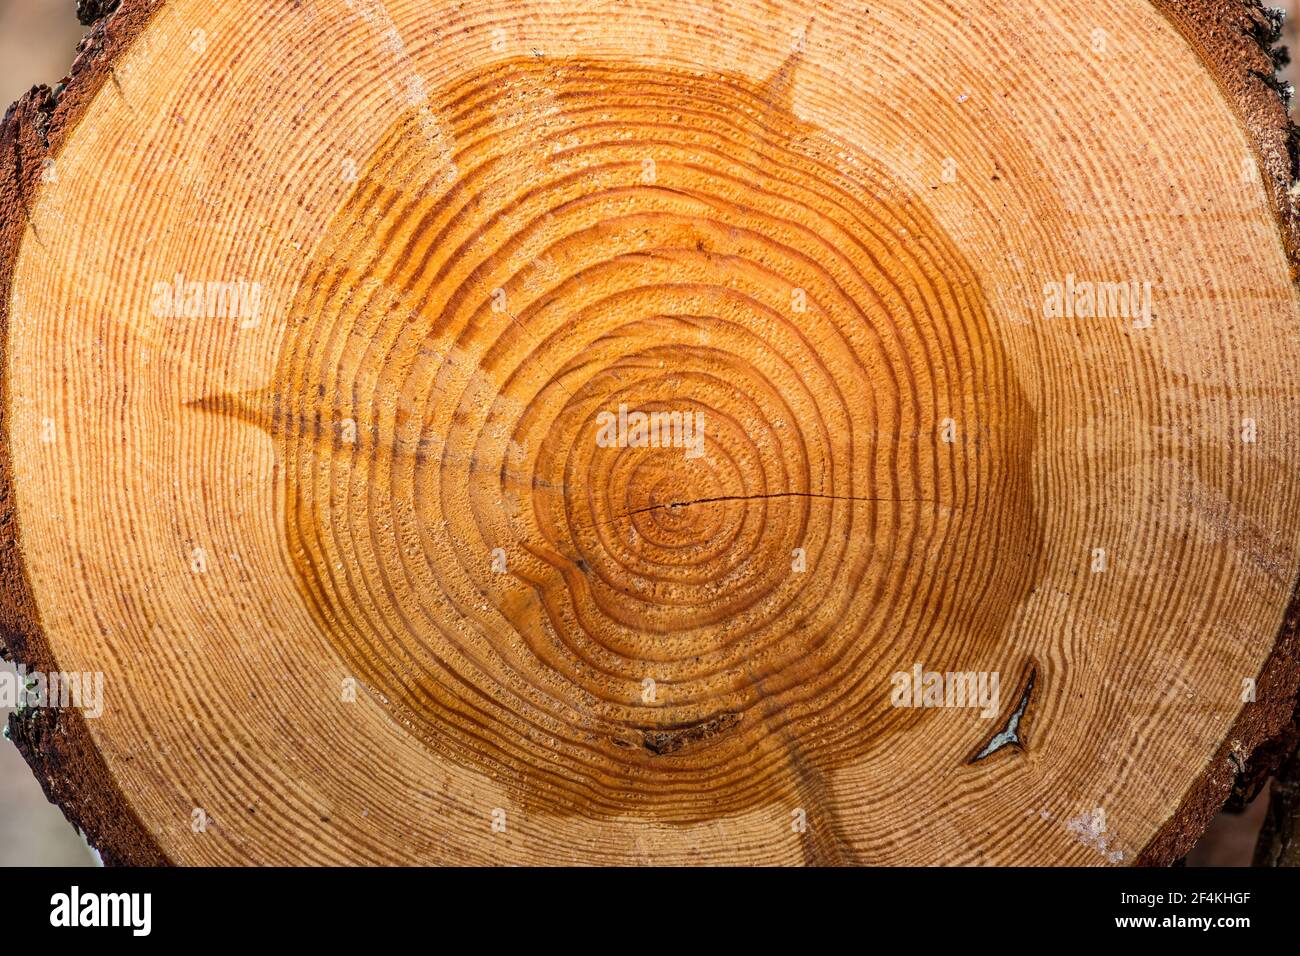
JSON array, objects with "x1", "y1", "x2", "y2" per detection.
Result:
[
  {"x1": 1253, "y1": 740, "x2": 1300, "y2": 865},
  {"x1": 1, "y1": 0, "x2": 166, "y2": 867}
]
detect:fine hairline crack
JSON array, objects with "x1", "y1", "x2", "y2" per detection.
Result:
[{"x1": 620, "y1": 491, "x2": 954, "y2": 518}]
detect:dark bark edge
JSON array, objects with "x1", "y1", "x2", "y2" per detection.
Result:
[{"x1": 0, "y1": 0, "x2": 169, "y2": 867}]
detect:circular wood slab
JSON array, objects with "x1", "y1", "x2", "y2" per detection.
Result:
[{"x1": 2, "y1": 0, "x2": 1299, "y2": 865}]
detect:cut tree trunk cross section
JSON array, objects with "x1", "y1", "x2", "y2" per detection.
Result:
[{"x1": 2, "y1": 0, "x2": 1300, "y2": 866}]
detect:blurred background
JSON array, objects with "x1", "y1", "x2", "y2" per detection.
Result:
[
  {"x1": 0, "y1": 0, "x2": 1292, "y2": 867},
  {"x1": 0, "y1": 1, "x2": 85, "y2": 109}
]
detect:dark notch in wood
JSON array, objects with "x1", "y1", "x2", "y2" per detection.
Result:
[
  {"x1": 969, "y1": 662, "x2": 1036, "y2": 764},
  {"x1": 639, "y1": 712, "x2": 741, "y2": 756}
]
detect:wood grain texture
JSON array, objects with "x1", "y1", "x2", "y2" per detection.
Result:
[{"x1": 2, "y1": 0, "x2": 1299, "y2": 865}]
